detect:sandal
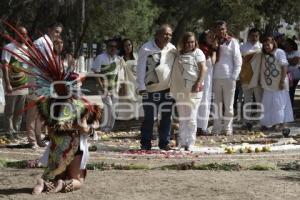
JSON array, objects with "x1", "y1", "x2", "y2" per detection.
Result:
[
  {"x1": 62, "y1": 180, "x2": 74, "y2": 193},
  {"x1": 44, "y1": 180, "x2": 55, "y2": 193}
]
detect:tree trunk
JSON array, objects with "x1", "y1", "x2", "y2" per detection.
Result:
[
  {"x1": 74, "y1": 0, "x2": 87, "y2": 58},
  {"x1": 172, "y1": 15, "x2": 189, "y2": 45}
]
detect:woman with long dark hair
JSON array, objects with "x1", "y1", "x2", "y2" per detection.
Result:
[
  {"x1": 196, "y1": 30, "x2": 217, "y2": 135},
  {"x1": 117, "y1": 38, "x2": 141, "y2": 119}
]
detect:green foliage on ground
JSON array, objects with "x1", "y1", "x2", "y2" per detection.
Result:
[{"x1": 1, "y1": 159, "x2": 300, "y2": 171}]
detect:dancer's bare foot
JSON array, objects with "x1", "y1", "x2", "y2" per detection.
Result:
[
  {"x1": 50, "y1": 179, "x2": 64, "y2": 193},
  {"x1": 44, "y1": 180, "x2": 55, "y2": 193},
  {"x1": 32, "y1": 178, "x2": 44, "y2": 195}
]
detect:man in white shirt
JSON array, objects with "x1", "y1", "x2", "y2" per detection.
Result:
[
  {"x1": 240, "y1": 28, "x2": 263, "y2": 129},
  {"x1": 34, "y1": 22, "x2": 63, "y2": 59},
  {"x1": 26, "y1": 22, "x2": 63, "y2": 148},
  {"x1": 137, "y1": 24, "x2": 177, "y2": 150},
  {"x1": 1, "y1": 26, "x2": 29, "y2": 140},
  {"x1": 212, "y1": 21, "x2": 242, "y2": 135},
  {"x1": 91, "y1": 38, "x2": 121, "y2": 132}
]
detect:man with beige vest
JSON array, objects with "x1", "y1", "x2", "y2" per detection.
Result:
[{"x1": 137, "y1": 24, "x2": 177, "y2": 150}]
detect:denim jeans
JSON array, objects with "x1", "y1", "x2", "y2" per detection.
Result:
[{"x1": 140, "y1": 89, "x2": 174, "y2": 149}]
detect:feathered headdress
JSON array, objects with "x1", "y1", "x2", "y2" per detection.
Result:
[{"x1": 0, "y1": 21, "x2": 101, "y2": 131}]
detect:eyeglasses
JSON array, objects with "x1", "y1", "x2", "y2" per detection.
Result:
[{"x1": 108, "y1": 45, "x2": 118, "y2": 48}]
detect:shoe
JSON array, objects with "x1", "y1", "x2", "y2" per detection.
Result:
[
  {"x1": 37, "y1": 141, "x2": 47, "y2": 147},
  {"x1": 13, "y1": 133, "x2": 23, "y2": 140},
  {"x1": 211, "y1": 129, "x2": 221, "y2": 135},
  {"x1": 172, "y1": 123, "x2": 179, "y2": 130},
  {"x1": 159, "y1": 144, "x2": 173, "y2": 151},
  {"x1": 185, "y1": 145, "x2": 197, "y2": 151},
  {"x1": 101, "y1": 127, "x2": 111, "y2": 133},
  {"x1": 197, "y1": 129, "x2": 210, "y2": 136},
  {"x1": 242, "y1": 123, "x2": 253, "y2": 131},
  {"x1": 184, "y1": 146, "x2": 189, "y2": 151},
  {"x1": 140, "y1": 145, "x2": 151, "y2": 150},
  {"x1": 177, "y1": 144, "x2": 186, "y2": 151},
  {"x1": 224, "y1": 130, "x2": 233, "y2": 136},
  {"x1": 41, "y1": 135, "x2": 50, "y2": 142},
  {"x1": 211, "y1": 131, "x2": 221, "y2": 135},
  {"x1": 196, "y1": 128, "x2": 204, "y2": 136},
  {"x1": 5, "y1": 133, "x2": 15, "y2": 141},
  {"x1": 260, "y1": 126, "x2": 269, "y2": 131}
]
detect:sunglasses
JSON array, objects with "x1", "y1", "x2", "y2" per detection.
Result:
[{"x1": 108, "y1": 45, "x2": 118, "y2": 48}]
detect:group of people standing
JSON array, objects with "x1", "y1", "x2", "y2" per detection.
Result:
[
  {"x1": 1, "y1": 21, "x2": 298, "y2": 152},
  {"x1": 132, "y1": 21, "x2": 295, "y2": 151},
  {"x1": 134, "y1": 21, "x2": 244, "y2": 151}
]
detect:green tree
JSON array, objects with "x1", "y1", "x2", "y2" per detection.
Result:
[
  {"x1": 86, "y1": 0, "x2": 160, "y2": 46},
  {"x1": 256, "y1": 0, "x2": 300, "y2": 33}
]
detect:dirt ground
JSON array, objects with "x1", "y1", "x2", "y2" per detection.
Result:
[
  {"x1": 0, "y1": 121, "x2": 300, "y2": 200},
  {"x1": 0, "y1": 168, "x2": 299, "y2": 200}
]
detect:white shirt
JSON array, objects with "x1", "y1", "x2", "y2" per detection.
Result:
[
  {"x1": 240, "y1": 41, "x2": 262, "y2": 55},
  {"x1": 213, "y1": 38, "x2": 242, "y2": 80},
  {"x1": 91, "y1": 52, "x2": 121, "y2": 73},
  {"x1": 287, "y1": 50, "x2": 300, "y2": 68},
  {"x1": 136, "y1": 40, "x2": 176, "y2": 92},
  {"x1": 34, "y1": 34, "x2": 53, "y2": 59},
  {"x1": 170, "y1": 48, "x2": 206, "y2": 101},
  {"x1": 260, "y1": 48, "x2": 289, "y2": 91},
  {"x1": 1, "y1": 43, "x2": 29, "y2": 95},
  {"x1": 274, "y1": 49, "x2": 289, "y2": 66}
]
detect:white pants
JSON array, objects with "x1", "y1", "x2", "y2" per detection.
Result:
[
  {"x1": 212, "y1": 79, "x2": 236, "y2": 133},
  {"x1": 197, "y1": 66, "x2": 213, "y2": 130},
  {"x1": 101, "y1": 94, "x2": 117, "y2": 130},
  {"x1": 3, "y1": 95, "x2": 26, "y2": 134},
  {"x1": 177, "y1": 96, "x2": 202, "y2": 147},
  {"x1": 26, "y1": 102, "x2": 43, "y2": 145},
  {"x1": 242, "y1": 85, "x2": 263, "y2": 123}
]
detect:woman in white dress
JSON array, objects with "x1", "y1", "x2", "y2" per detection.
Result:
[
  {"x1": 171, "y1": 32, "x2": 207, "y2": 150},
  {"x1": 117, "y1": 38, "x2": 141, "y2": 120},
  {"x1": 256, "y1": 35, "x2": 294, "y2": 134},
  {"x1": 196, "y1": 30, "x2": 217, "y2": 135}
]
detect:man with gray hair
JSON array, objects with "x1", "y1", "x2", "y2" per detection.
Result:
[{"x1": 137, "y1": 24, "x2": 177, "y2": 150}]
